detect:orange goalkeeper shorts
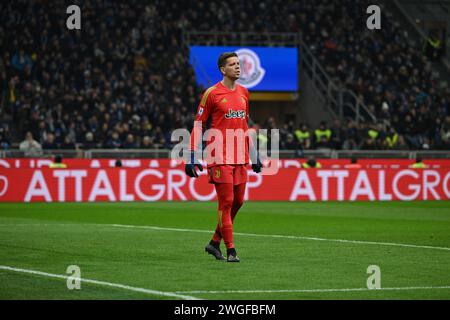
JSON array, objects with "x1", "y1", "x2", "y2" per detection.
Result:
[{"x1": 208, "y1": 164, "x2": 248, "y2": 185}]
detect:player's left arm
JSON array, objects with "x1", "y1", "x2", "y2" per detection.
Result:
[{"x1": 245, "y1": 88, "x2": 262, "y2": 173}]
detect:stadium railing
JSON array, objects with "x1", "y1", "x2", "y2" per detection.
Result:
[
  {"x1": 2, "y1": 149, "x2": 450, "y2": 159},
  {"x1": 299, "y1": 36, "x2": 377, "y2": 125}
]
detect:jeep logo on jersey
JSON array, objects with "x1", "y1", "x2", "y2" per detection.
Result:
[
  {"x1": 225, "y1": 109, "x2": 246, "y2": 119},
  {"x1": 236, "y1": 48, "x2": 266, "y2": 89}
]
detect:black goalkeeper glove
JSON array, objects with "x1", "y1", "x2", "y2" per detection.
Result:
[
  {"x1": 185, "y1": 151, "x2": 203, "y2": 178},
  {"x1": 252, "y1": 157, "x2": 262, "y2": 173}
]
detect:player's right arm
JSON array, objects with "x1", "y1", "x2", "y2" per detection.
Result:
[
  {"x1": 189, "y1": 86, "x2": 215, "y2": 152},
  {"x1": 185, "y1": 86, "x2": 216, "y2": 178}
]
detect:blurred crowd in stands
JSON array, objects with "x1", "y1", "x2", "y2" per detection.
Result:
[{"x1": 0, "y1": 0, "x2": 449, "y2": 155}]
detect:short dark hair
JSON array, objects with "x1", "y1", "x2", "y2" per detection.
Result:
[{"x1": 218, "y1": 52, "x2": 238, "y2": 71}]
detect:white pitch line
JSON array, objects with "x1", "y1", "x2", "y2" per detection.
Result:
[
  {"x1": 2, "y1": 264, "x2": 447, "y2": 298},
  {"x1": 107, "y1": 223, "x2": 450, "y2": 252},
  {"x1": 1, "y1": 223, "x2": 450, "y2": 252},
  {"x1": 174, "y1": 286, "x2": 450, "y2": 295},
  {"x1": 0, "y1": 265, "x2": 201, "y2": 300}
]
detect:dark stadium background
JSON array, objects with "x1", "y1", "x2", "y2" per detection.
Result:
[{"x1": 0, "y1": 0, "x2": 448, "y2": 155}]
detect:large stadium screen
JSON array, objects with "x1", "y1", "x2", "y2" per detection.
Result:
[{"x1": 189, "y1": 46, "x2": 298, "y2": 92}]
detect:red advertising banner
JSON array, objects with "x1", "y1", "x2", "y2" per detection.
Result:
[{"x1": 0, "y1": 167, "x2": 449, "y2": 202}]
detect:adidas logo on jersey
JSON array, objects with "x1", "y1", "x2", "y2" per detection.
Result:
[{"x1": 224, "y1": 109, "x2": 246, "y2": 119}]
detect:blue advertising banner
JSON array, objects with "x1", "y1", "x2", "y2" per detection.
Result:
[{"x1": 189, "y1": 46, "x2": 298, "y2": 92}]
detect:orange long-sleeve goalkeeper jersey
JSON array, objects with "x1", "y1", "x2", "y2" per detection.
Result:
[{"x1": 189, "y1": 81, "x2": 250, "y2": 167}]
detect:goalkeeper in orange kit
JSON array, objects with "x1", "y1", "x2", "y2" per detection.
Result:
[{"x1": 185, "y1": 52, "x2": 262, "y2": 262}]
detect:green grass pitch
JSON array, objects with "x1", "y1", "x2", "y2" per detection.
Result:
[{"x1": 0, "y1": 201, "x2": 449, "y2": 300}]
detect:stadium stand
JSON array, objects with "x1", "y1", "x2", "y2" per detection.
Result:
[{"x1": 0, "y1": 0, "x2": 449, "y2": 153}]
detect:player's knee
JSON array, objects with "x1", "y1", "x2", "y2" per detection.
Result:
[
  {"x1": 221, "y1": 213, "x2": 232, "y2": 227},
  {"x1": 219, "y1": 194, "x2": 234, "y2": 210}
]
